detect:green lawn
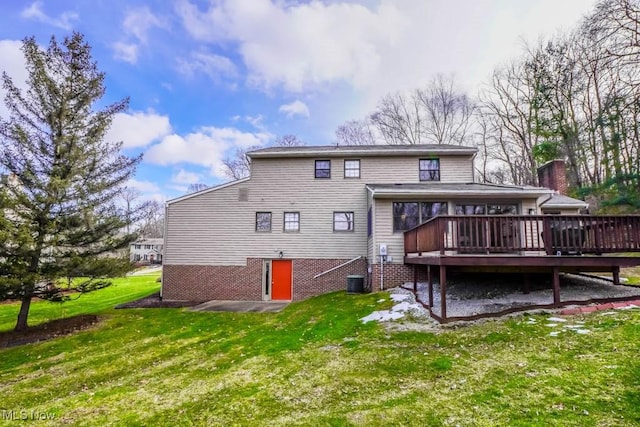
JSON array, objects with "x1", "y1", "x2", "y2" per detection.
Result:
[
  {"x1": 0, "y1": 273, "x2": 160, "y2": 332},
  {"x1": 0, "y1": 277, "x2": 639, "y2": 426}
]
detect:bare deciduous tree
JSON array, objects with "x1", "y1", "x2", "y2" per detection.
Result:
[
  {"x1": 137, "y1": 200, "x2": 165, "y2": 238},
  {"x1": 222, "y1": 136, "x2": 306, "y2": 180},
  {"x1": 187, "y1": 183, "x2": 210, "y2": 193},
  {"x1": 368, "y1": 74, "x2": 474, "y2": 146},
  {"x1": 417, "y1": 74, "x2": 475, "y2": 145},
  {"x1": 335, "y1": 118, "x2": 376, "y2": 146}
]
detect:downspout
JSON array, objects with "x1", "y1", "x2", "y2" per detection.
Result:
[
  {"x1": 160, "y1": 201, "x2": 168, "y2": 301},
  {"x1": 366, "y1": 185, "x2": 379, "y2": 291}
]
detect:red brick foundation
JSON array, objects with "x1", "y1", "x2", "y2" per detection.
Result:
[
  {"x1": 369, "y1": 263, "x2": 428, "y2": 291},
  {"x1": 162, "y1": 258, "x2": 368, "y2": 302},
  {"x1": 162, "y1": 260, "x2": 263, "y2": 301},
  {"x1": 292, "y1": 258, "x2": 368, "y2": 300}
]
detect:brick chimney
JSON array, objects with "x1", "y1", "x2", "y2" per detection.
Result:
[{"x1": 537, "y1": 160, "x2": 568, "y2": 195}]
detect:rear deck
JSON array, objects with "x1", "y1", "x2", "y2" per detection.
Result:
[{"x1": 403, "y1": 215, "x2": 640, "y2": 322}]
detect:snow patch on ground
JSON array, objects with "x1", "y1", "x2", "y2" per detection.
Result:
[{"x1": 361, "y1": 288, "x2": 431, "y2": 324}]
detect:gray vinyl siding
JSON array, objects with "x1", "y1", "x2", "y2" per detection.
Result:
[
  {"x1": 356, "y1": 156, "x2": 472, "y2": 183},
  {"x1": 373, "y1": 199, "x2": 405, "y2": 263},
  {"x1": 165, "y1": 154, "x2": 475, "y2": 266}
]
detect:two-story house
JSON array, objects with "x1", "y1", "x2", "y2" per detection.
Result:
[
  {"x1": 161, "y1": 144, "x2": 589, "y2": 303},
  {"x1": 130, "y1": 238, "x2": 164, "y2": 264}
]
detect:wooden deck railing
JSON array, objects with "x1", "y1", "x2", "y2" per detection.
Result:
[{"x1": 404, "y1": 215, "x2": 640, "y2": 256}]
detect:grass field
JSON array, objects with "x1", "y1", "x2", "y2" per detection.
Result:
[
  {"x1": 0, "y1": 273, "x2": 160, "y2": 332},
  {"x1": 0, "y1": 273, "x2": 639, "y2": 426}
]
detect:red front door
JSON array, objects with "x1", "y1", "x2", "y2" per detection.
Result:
[{"x1": 271, "y1": 260, "x2": 292, "y2": 300}]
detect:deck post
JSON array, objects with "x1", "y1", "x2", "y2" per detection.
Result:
[
  {"x1": 413, "y1": 265, "x2": 417, "y2": 292},
  {"x1": 523, "y1": 274, "x2": 530, "y2": 294},
  {"x1": 552, "y1": 267, "x2": 560, "y2": 306},
  {"x1": 440, "y1": 266, "x2": 447, "y2": 321},
  {"x1": 612, "y1": 266, "x2": 620, "y2": 285},
  {"x1": 427, "y1": 265, "x2": 433, "y2": 308}
]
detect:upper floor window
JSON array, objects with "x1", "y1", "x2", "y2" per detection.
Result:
[
  {"x1": 333, "y1": 212, "x2": 354, "y2": 232},
  {"x1": 344, "y1": 160, "x2": 360, "y2": 178},
  {"x1": 419, "y1": 159, "x2": 440, "y2": 181},
  {"x1": 134, "y1": 245, "x2": 141, "y2": 249},
  {"x1": 393, "y1": 201, "x2": 448, "y2": 232},
  {"x1": 256, "y1": 212, "x2": 272, "y2": 232},
  {"x1": 315, "y1": 160, "x2": 331, "y2": 178},
  {"x1": 284, "y1": 212, "x2": 300, "y2": 232}
]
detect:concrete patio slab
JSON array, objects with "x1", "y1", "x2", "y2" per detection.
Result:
[{"x1": 190, "y1": 300, "x2": 289, "y2": 313}]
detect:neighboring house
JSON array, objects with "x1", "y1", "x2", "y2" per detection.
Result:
[
  {"x1": 130, "y1": 238, "x2": 164, "y2": 264},
  {"x1": 162, "y1": 144, "x2": 588, "y2": 303}
]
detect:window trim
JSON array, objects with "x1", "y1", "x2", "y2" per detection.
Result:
[
  {"x1": 419, "y1": 158, "x2": 441, "y2": 181},
  {"x1": 315, "y1": 160, "x2": 331, "y2": 179},
  {"x1": 344, "y1": 159, "x2": 361, "y2": 179},
  {"x1": 333, "y1": 211, "x2": 355, "y2": 232},
  {"x1": 255, "y1": 212, "x2": 272, "y2": 232},
  {"x1": 283, "y1": 211, "x2": 300, "y2": 232}
]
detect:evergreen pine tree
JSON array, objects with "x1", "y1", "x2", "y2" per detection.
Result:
[{"x1": 0, "y1": 32, "x2": 142, "y2": 331}]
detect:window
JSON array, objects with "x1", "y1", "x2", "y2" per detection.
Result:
[
  {"x1": 421, "y1": 202, "x2": 448, "y2": 219},
  {"x1": 344, "y1": 160, "x2": 360, "y2": 178},
  {"x1": 284, "y1": 212, "x2": 300, "y2": 232},
  {"x1": 334, "y1": 212, "x2": 354, "y2": 232},
  {"x1": 315, "y1": 160, "x2": 331, "y2": 178},
  {"x1": 134, "y1": 254, "x2": 141, "y2": 261},
  {"x1": 419, "y1": 159, "x2": 440, "y2": 181},
  {"x1": 367, "y1": 207, "x2": 372, "y2": 237},
  {"x1": 143, "y1": 254, "x2": 148, "y2": 261},
  {"x1": 393, "y1": 201, "x2": 448, "y2": 232},
  {"x1": 256, "y1": 212, "x2": 272, "y2": 232},
  {"x1": 134, "y1": 245, "x2": 141, "y2": 249},
  {"x1": 144, "y1": 244, "x2": 151, "y2": 249},
  {"x1": 393, "y1": 202, "x2": 419, "y2": 232},
  {"x1": 455, "y1": 204, "x2": 517, "y2": 215}
]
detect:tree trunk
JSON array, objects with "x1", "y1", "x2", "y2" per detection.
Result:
[{"x1": 14, "y1": 296, "x2": 32, "y2": 332}]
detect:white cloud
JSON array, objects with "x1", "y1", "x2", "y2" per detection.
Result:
[
  {"x1": 128, "y1": 179, "x2": 160, "y2": 193},
  {"x1": 279, "y1": 100, "x2": 310, "y2": 118},
  {"x1": 144, "y1": 127, "x2": 271, "y2": 179},
  {"x1": 176, "y1": 0, "x2": 404, "y2": 92},
  {"x1": 113, "y1": 6, "x2": 166, "y2": 64},
  {"x1": 172, "y1": 169, "x2": 202, "y2": 185},
  {"x1": 123, "y1": 6, "x2": 165, "y2": 43},
  {"x1": 21, "y1": 1, "x2": 78, "y2": 30},
  {"x1": 106, "y1": 110, "x2": 172, "y2": 149},
  {"x1": 176, "y1": 51, "x2": 237, "y2": 82},
  {"x1": 0, "y1": 40, "x2": 27, "y2": 120},
  {"x1": 112, "y1": 42, "x2": 139, "y2": 64},
  {"x1": 176, "y1": 0, "x2": 596, "y2": 119}
]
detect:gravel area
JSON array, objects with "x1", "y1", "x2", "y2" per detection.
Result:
[{"x1": 407, "y1": 273, "x2": 640, "y2": 318}]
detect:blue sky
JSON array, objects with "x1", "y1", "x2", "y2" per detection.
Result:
[{"x1": 0, "y1": 0, "x2": 597, "y2": 201}]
